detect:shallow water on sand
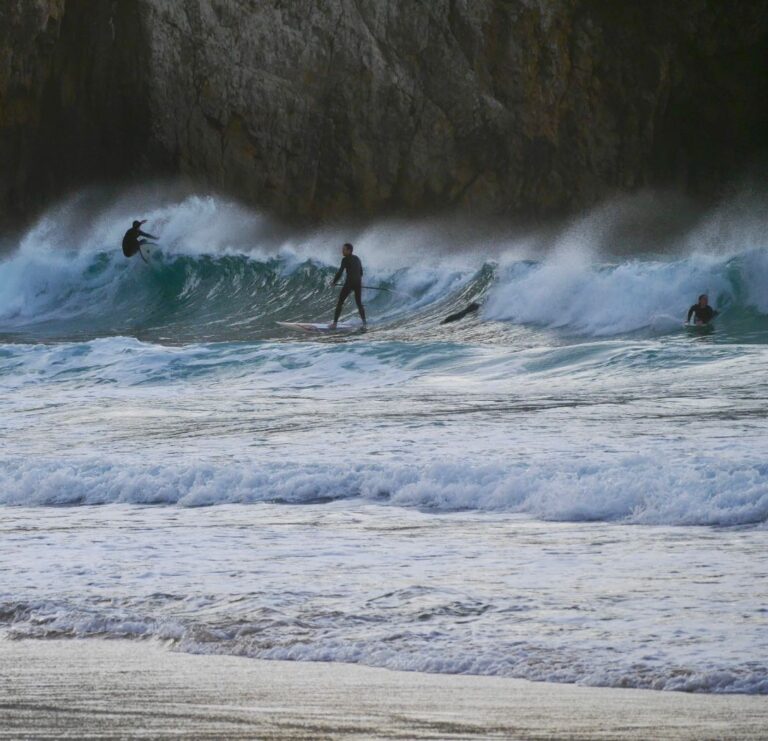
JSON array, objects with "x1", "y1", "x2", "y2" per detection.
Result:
[{"x1": 1, "y1": 504, "x2": 767, "y2": 693}]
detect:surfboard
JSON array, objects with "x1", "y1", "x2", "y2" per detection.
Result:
[
  {"x1": 138, "y1": 245, "x2": 161, "y2": 266},
  {"x1": 684, "y1": 321, "x2": 715, "y2": 334},
  {"x1": 276, "y1": 321, "x2": 365, "y2": 334}
]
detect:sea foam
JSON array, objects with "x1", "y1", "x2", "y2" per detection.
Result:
[{"x1": 1, "y1": 455, "x2": 766, "y2": 526}]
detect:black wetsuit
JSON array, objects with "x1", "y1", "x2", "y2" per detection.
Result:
[
  {"x1": 122, "y1": 227, "x2": 157, "y2": 258},
  {"x1": 687, "y1": 304, "x2": 718, "y2": 325},
  {"x1": 333, "y1": 255, "x2": 366, "y2": 323},
  {"x1": 441, "y1": 302, "x2": 480, "y2": 324}
]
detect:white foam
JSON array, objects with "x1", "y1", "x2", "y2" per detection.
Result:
[
  {"x1": 2, "y1": 504, "x2": 766, "y2": 694},
  {"x1": 1, "y1": 454, "x2": 766, "y2": 526},
  {"x1": 483, "y1": 253, "x2": 740, "y2": 335}
]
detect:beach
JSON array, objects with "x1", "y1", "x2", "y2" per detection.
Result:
[{"x1": 2, "y1": 639, "x2": 766, "y2": 739}]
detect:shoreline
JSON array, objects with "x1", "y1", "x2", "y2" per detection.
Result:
[{"x1": 1, "y1": 639, "x2": 767, "y2": 739}]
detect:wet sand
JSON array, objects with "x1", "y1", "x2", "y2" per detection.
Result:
[{"x1": 0, "y1": 639, "x2": 766, "y2": 739}]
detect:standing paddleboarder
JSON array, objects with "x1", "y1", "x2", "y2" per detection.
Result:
[
  {"x1": 122, "y1": 220, "x2": 158, "y2": 262},
  {"x1": 330, "y1": 243, "x2": 367, "y2": 329}
]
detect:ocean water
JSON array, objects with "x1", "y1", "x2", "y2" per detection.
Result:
[{"x1": 1, "y1": 191, "x2": 767, "y2": 693}]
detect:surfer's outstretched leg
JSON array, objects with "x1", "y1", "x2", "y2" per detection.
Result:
[
  {"x1": 353, "y1": 285, "x2": 366, "y2": 325},
  {"x1": 332, "y1": 285, "x2": 352, "y2": 328}
]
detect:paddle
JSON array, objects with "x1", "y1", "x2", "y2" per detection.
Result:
[{"x1": 341, "y1": 285, "x2": 414, "y2": 298}]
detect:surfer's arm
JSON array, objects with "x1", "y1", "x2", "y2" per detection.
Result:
[
  {"x1": 138, "y1": 230, "x2": 158, "y2": 240},
  {"x1": 332, "y1": 262, "x2": 345, "y2": 285},
  {"x1": 686, "y1": 306, "x2": 695, "y2": 323}
]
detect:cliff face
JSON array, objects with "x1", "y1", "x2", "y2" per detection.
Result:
[
  {"x1": 1, "y1": 0, "x2": 767, "y2": 227},
  {"x1": 0, "y1": 0, "x2": 151, "y2": 228}
]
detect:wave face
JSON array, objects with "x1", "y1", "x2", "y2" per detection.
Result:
[
  {"x1": 2, "y1": 189, "x2": 768, "y2": 695},
  {"x1": 484, "y1": 249, "x2": 768, "y2": 337},
  {"x1": 0, "y1": 192, "x2": 486, "y2": 342},
  {"x1": 2, "y1": 192, "x2": 768, "y2": 343}
]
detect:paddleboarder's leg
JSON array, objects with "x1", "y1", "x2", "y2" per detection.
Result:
[
  {"x1": 333, "y1": 284, "x2": 352, "y2": 324},
  {"x1": 353, "y1": 285, "x2": 366, "y2": 324}
]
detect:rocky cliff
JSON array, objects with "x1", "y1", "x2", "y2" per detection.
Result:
[
  {"x1": 0, "y1": 0, "x2": 150, "y2": 228},
  {"x1": 2, "y1": 0, "x2": 767, "y2": 227}
]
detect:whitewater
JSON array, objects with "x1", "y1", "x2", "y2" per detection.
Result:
[{"x1": 1, "y1": 190, "x2": 767, "y2": 694}]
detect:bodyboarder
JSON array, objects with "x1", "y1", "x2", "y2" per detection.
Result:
[{"x1": 686, "y1": 294, "x2": 718, "y2": 325}]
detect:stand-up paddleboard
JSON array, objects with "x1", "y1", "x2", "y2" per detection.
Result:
[{"x1": 277, "y1": 321, "x2": 366, "y2": 334}]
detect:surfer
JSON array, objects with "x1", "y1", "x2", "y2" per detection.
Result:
[
  {"x1": 441, "y1": 302, "x2": 481, "y2": 324},
  {"x1": 330, "y1": 243, "x2": 367, "y2": 329},
  {"x1": 686, "y1": 294, "x2": 718, "y2": 325},
  {"x1": 122, "y1": 220, "x2": 158, "y2": 262}
]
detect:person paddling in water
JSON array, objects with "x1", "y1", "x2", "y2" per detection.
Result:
[
  {"x1": 330, "y1": 243, "x2": 367, "y2": 329},
  {"x1": 122, "y1": 220, "x2": 158, "y2": 263},
  {"x1": 686, "y1": 293, "x2": 718, "y2": 325}
]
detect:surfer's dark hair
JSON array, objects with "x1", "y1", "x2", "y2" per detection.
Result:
[
  {"x1": 343, "y1": 243, "x2": 353, "y2": 251},
  {"x1": 132, "y1": 220, "x2": 141, "y2": 228},
  {"x1": 699, "y1": 293, "x2": 708, "y2": 301}
]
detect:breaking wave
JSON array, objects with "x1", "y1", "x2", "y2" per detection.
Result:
[
  {"x1": 1, "y1": 455, "x2": 766, "y2": 526},
  {"x1": 0, "y1": 190, "x2": 767, "y2": 341}
]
